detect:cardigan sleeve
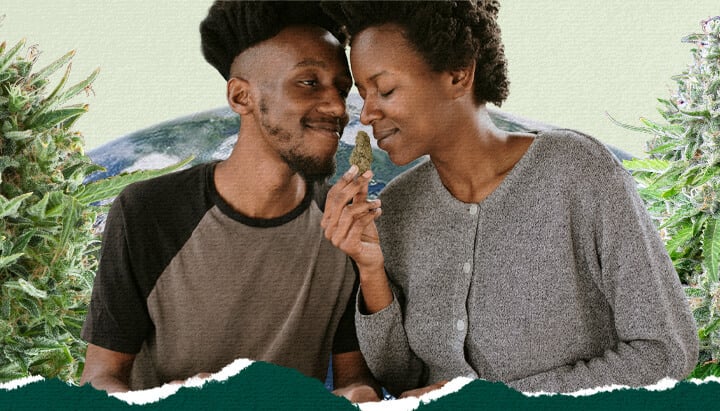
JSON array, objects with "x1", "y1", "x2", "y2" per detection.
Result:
[
  {"x1": 354, "y1": 283, "x2": 427, "y2": 396},
  {"x1": 507, "y1": 167, "x2": 699, "y2": 393}
]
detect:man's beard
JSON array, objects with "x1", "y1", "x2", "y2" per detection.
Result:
[
  {"x1": 280, "y1": 148, "x2": 336, "y2": 183},
  {"x1": 259, "y1": 102, "x2": 336, "y2": 183}
]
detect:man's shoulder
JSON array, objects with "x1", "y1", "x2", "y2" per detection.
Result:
[{"x1": 115, "y1": 161, "x2": 215, "y2": 216}]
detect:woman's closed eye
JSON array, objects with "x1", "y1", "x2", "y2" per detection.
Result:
[{"x1": 380, "y1": 88, "x2": 395, "y2": 98}]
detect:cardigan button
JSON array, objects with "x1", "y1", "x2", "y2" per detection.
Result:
[
  {"x1": 456, "y1": 319, "x2": 466, "y2": 331},
  {"x1": 469, "y1": 205, "x2": 478, "y2": 215},
  {"x1": 462, "y1": 262, "x2": 471, "y2": 274}
]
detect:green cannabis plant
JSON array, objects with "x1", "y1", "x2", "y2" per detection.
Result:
[
  {"x1": 618, "y1": 16, "x2": 720, "y2": 378},
  {"x1": 0, "y1": 29, "x2": 189, "y2": 383}
]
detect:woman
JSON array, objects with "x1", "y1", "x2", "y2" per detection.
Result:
[{"x1": 320, "y1": 1, "x2": 698, "y2": 397}]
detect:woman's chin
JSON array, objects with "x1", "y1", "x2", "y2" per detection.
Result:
[
  {"x1": 386, "y1": 149, "x2": 417, "y2": 167},
  {"x1": 379, "y1": 138, "x2": 420, "y2": 166}
]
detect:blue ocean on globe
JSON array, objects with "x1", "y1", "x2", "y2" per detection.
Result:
[{"x1": 86, "y1": 92, "x2": 631, "y2": 195}]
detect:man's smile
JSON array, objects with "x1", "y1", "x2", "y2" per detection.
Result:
[{"x1": 304, "y1": 119, "x2": 343, "y2": 139}]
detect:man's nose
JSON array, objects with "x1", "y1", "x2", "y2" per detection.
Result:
[{"x1": 317, "y1": 87, "x2": 346, "y2": 118}]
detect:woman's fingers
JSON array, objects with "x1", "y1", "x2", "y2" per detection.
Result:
[
  {"x1": 353, "y1": 171, "x2": 370, "y2": 205},
  {"x1": 398, "y1": 380, "x2": 449, "y2": 399},
  {"x1": 320, "y1": 164, "x2": 378, "y2": 260},
  {"x1": 321, "y1": 166, "x2": 358, "y2": 231},
  {"x1": 321, "y1": 167, "x2": 374, "y2": 235},
  {"x1": 348, "y1": 207, "x2": 382, "y2": 245},
  {"x1": 330, "y1": 199, "x2": 381, "y2": 249}
]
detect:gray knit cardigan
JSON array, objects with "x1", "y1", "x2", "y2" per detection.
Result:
[{"x1": 356, "y1": 129, "x2": 698, "y2": 394}]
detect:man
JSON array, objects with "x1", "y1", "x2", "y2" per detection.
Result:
[{"x1": 79, "y1": 1, "x2": 379, "y2": 401}]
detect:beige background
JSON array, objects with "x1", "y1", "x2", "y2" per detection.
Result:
[{"x1": 1, "y1": 1, "x2": 718, "y2": 156}]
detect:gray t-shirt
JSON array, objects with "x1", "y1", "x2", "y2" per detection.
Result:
[
  {"x1": 357, "y1": 129, "x2": 698, "y2": 394},
  {"x1": 82, "y1": 162, "x2": 358, "y2": 390}
]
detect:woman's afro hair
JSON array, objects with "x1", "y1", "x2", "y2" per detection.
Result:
[
  {"x1": 200, "y1": 1, "x2": 345, "y2": 80},
  {"x1": 322, "y1": 1, "x2": 509, "y2": 106}
]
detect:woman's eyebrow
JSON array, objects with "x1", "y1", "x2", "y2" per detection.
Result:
[{"x1": 355, "y1": 70, "x2": 389, "y2": 89}]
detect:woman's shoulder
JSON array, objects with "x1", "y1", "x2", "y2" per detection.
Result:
[{"x1": 534, "y1": 129, "x2": 627, "y2": 176}]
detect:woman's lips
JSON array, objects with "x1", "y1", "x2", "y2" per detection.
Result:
[
  {"x1": 373, "y1": 128, "x2": 398, "y2": 148},
  {"x1": 373, "y1": 128, "x2": 398, "y2": 143}
]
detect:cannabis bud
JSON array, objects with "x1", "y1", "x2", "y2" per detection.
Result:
[{"x1": 349, "y1": 130, "x2": 373, "y2": 175}]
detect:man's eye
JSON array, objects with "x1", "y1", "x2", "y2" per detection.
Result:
[
  {"x1": 380, "y1": 89, "x2": 395, "y2": 98},
  {"x1": 300, "y1": 80, "x2": 318, "y2": 87}
]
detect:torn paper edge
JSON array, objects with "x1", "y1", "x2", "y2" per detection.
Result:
[{"x1": 110, "y1": 358, "x2": 254, "y2": 405}]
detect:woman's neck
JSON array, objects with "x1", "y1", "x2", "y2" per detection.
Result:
[{"x1": 430, "y1": 108, "x2": 535, "y2": 203}]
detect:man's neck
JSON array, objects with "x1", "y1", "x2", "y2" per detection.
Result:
[{"x1": 213, "y1": 134, "x2": 308, "y2": 220}]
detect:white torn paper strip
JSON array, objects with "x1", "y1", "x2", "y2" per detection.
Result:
[
  {"x1": 2, "y1": 365, "x2": 720, "y2": 409},
  {"x1": 111, "y1": 358, "x2": 254, "y2": 405},
  {"x1": 0, "y1": 375, "x2": 44, "y2": 391}
]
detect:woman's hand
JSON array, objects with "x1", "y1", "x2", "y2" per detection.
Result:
[
  {"x1": 321, "y1": 165, "x2": 384, "y2": 270},
  {"x1": 168, "y1": 372, "x2": 212, "y2": 385},
  {"x1": 322, "y1": 165, "x2": 393, "y2": 313},
  {"x1": 332, "y1": 383, "x2": 382, "y2": 403},
  {"x1": 399, "y1": 380, "x2": 449, "y2": 399}
]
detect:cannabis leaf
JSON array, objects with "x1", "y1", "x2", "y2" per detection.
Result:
[{"x1": 0, "y1": 33, "x2": 184, "y2": 383}]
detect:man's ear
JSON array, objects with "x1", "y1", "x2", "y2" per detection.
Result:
[
  {"x1": 448, "y1": 61, "x2": 476, "y2": 99},
  {"x1": 227, "y1": 77, "x2": 253, "y2": 115}
]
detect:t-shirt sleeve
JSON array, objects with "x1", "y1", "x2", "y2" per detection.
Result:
[
  {"x1": 81, "y1": 194, "x2": 152, "y2": 354},
  {"x1": 331, "y1": 260, "x2": 360, "y2": 354}
]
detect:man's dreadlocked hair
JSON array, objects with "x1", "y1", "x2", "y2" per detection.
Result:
[
  {"x1": 322, "y1": 1, "x2": 509, "y2": 106},
  {"x1": 200, "y1": 1, "x2": 345, "y2": 80}
]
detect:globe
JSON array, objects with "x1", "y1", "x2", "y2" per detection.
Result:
[{"x1": 87, "y1": 93, "x2": 632, "y2": 196}]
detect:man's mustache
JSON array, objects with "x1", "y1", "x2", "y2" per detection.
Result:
[{"x1": 301, "y1": 115, "x2": 349, "y2": 133}]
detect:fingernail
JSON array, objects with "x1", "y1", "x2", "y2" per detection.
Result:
[
  {"x1": 361, "y1": 170, "x2": 372, "y2": 178},
  {"x1": 346, "y1": 165, "x2": 358, "y2": 176}
]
